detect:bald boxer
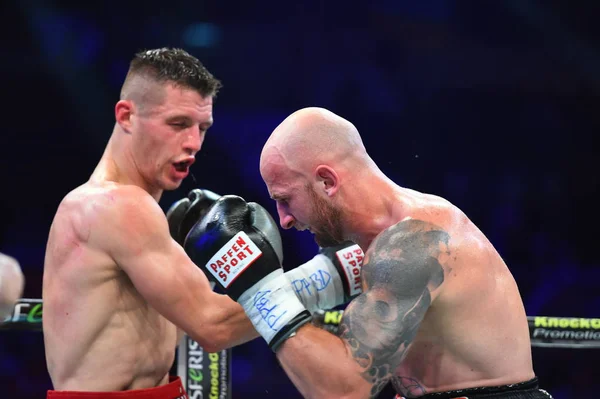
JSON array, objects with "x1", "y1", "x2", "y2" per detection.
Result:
[
  {"x1": 0, "y1": 252, "x2": 24, "y2": 319},
  {"x1": 42, "y1": 48, "x2": 259, "y2": 399},
  {"x1": 192, "y1": 108, "x2": 553, "y2": 398}
]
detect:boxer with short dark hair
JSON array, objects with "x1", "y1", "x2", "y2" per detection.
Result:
[
  {"x1": 42, "y1": 48, "x2": 258, "y2": 399},
  {"x1": 190, "y1": 107, "x2": 553, "y2": 399},
  {"x1": 43, "y1": 55, "x2": 365, "y2": 398},
  {"x1": 0, "y1": 252, "x2": 25, "y2": 320}
]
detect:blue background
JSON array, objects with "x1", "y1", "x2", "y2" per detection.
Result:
[{"x1": 0, "y1": 0, "x2": 598, "y2": 397}]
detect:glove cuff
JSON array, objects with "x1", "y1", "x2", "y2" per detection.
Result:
[
  {"x1": 238, "y1": 270, "x2": 311, "y2": 349},
  {"x1": 269, "y1": 310, "x2": 312, "y2": 352},
  {"x1": 320, "y1": 243, "x2": 364, "y2": 300},
  {"x1": 285, "y1": 255, "x2": 345, "y2": 313}
]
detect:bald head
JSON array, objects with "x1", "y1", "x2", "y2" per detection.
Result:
[
  {"x1": 260, "y1": 108, "x2": 373, "y2": 244},
  {"x1": 260, "y1": 107, "x2": 368, "y2": 177}
]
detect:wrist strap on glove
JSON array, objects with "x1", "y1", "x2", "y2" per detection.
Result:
[{"x1": 237, "y1": 270, "x2": 312, "y2": 352}]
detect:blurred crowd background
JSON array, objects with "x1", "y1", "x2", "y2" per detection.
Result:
[{"x1": 1, "y1": 0, "x2": 598, "y2": 397}]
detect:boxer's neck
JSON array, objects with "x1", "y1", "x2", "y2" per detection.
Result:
[
  {"x1": 91, "y1": 130, "x2": 163, "y2": 202},
  {"x1": 343, "y1": 170, "x2": 411, "y2": 250}
]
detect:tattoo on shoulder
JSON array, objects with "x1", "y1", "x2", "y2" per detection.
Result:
[{"x1": 338, "y1": 219, "x2": 449, "y2": 397}]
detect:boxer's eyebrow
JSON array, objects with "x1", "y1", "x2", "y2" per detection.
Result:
[
  {"x1": 270, "y1": 193, "x2": 287, "y2": 202},
  {"x1": 166, "y1": 115, "x2": 213, "y2": 130},
  {"x1": 166, "y1": 116, "x2": 192, "y2": 127},
  {"x1": 199, "y1": 121, "x2": 213, "y2": 131}
]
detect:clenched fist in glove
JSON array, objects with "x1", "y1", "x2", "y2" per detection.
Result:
[
  {"x1": 166, "y1": 188, "x2": 221, "y2": 245},
  {"x1": 184, "y1": 195, "x2": 312, "y2": 350},
  {"x1": 285, "y1": 241, "x2": 364, "y2": 314},
  {"x1": 182, "y1": 195, "x2": 366, "y2": 349},
  {"x1": 169, "y1": 189, "x2": 366, "y2": 313}
]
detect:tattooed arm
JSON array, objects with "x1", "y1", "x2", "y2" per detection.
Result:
[{"x1": 276, "y1": 220, "x2": 448, "y2": 399}]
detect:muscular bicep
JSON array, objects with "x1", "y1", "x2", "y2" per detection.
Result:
[
  {"x1": 116, "y1": 226, "x2": 209, "y2": 311},
  {"x1": 95, "y1": 189, "x2": 213, "y2": 322},
  {"x1": 339, "y1": 219, "x2": 449, "y2": 397}
]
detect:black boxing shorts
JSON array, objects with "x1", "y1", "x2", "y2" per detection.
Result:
[{"x1": 394, "y1": 377, "x2": 553, "y2": 399}]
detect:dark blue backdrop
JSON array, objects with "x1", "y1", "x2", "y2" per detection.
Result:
[{"x1": 1, "y1": 1, "x2": 598, "y2": 397}]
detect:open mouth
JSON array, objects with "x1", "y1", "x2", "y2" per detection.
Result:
[
  {"x1": 174, "y1": 162, "x2": 189, "y2": 172},
  {"x1": 173, "y1": 158, "x2": 194, "y2": 172}
]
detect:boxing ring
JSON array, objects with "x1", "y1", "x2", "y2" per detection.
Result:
[
  {"x1": 0, "y1": 299, "x2": 232, "y2": 398},
  {"x1": 2, "y1": 299, "x2": 599, "y2": 398}
]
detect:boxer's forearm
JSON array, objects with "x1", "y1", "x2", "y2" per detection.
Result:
[
  {"x1": 218, "y1": 297, "x2": 261, "y2": 348},
  {"x1": 276, "y1": 324, "x2": 371, "y2": 399},
  {"x1": 189, "y1": 292, "x2": 259, "y2": 352}
]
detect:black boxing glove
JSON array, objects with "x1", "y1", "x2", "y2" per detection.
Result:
[
  {"x1": 166, "y1": 188, "x2": 221, "y2": 245},
  {"x1": 173, "y1": 191, "x2": 363, "y2": 313},
  {"x1": 184, "y1": 195, "x2": 311, "y2": 351},
  {"x1": 285, "y1": 241, "x2": 364, "y2": 313}
]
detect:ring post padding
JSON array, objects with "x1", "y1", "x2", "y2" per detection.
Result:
[
  {"x1": 528, "y1": 316, "x2": 600, "y2": 348},
  {"x1": 0, "y1": 298, "x2": 43, "y2": 330},
  {"x1": 311, "y1": 310, "x2": 600, "y2": 349},
  {"x1": 177, "y1": 334, "x2": 233, "y2": 398}
]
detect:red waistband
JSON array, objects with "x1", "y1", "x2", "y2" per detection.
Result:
[{"x1": 47, "y1": 376, "x2": 187, "y2": 399}]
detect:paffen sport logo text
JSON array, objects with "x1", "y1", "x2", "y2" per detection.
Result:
[
  {"x1": 205, "y1": 232, "x2": 262, "y2": 288},
  {"x1": 336, "y1": 244, "x2": 364, "y2": 297}
]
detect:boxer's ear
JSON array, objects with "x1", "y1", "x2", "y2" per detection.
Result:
[
  {"x1": 315, "y1": 165, "x2": 339, "y2": 197},
  {"x1": 115, "y1": 100, "x2": 134, "y2": 133}
]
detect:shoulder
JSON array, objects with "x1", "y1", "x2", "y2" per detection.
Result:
[
  {"x1": 370, "y1": 217, "x2": 451, "y2": 256},
  {"x1": 362, "y1": 217, "x2": 449, "y2": 296},
  {"x1": 407, "y1": 191, "x2": 484, "y2": 252},
  {"x1": 84, "y1": 183, "x2": 161, "y2": 219},
  {"x1": 397, "y1": 188, "x2": 467, "y2": 242},
  {"x1": 58, "y1": 182, "x2": 153, "y2": 211},
  {"x1": 401, "y1": 188, "x2": 463, "y2": 223},
  {"x1": 65, "y1": 183, "x2": 166, "y2": 243}
]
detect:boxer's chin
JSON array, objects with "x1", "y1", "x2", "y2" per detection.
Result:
[
  {"x1": 161, "y1": 177, "x2": 183, "y2": 192},
  {"x1": 313, "y1": 232, "x2": 340, "y2": 248}
]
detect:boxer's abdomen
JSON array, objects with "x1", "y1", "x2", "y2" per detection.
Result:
[{"x1": 44, "y1": 201, "x2": 178, "y2": 391}]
